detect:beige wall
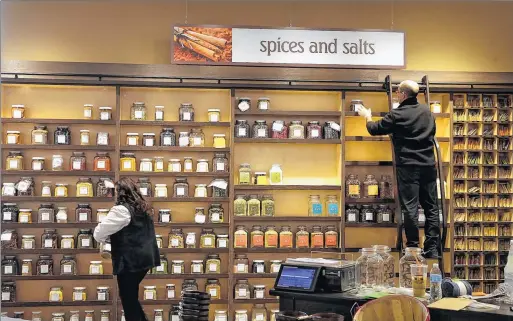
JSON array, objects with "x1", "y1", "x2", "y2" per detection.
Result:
[{"x1": 2, "y1": 0, "x2": 513, "y2": 72}]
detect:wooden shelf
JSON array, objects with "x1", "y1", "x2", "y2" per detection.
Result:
[
  {"x1": 158, "y1": 248, "x2": 229, "y2": 253},
  {"x1": 233, "y1": 216, "x2": 340, "y2": 222},
  {"x1": 2, "y1": 223, "x2": 98, "y2": 228},
  {"x1": 120, "y1": 146, "x2": 230, "y2": 152},
  {"x1": 233, "y1": 273, "x2": 278, "y2": 279},
  {"x1": 345, "y1": 223, "x2": 396, "y2": 228},
  {"x1": 120, "y1": 172, "x2": 229, "y2": 178},
  {"x1": 1, "y1": 170, "x2": 114, "y2": 176},
  {"x1": 345, "y1": 199, "x2": 395, "y2": 204},
  {"x1": 146, "y1": 273, "x2": 229, "y2": 279},
  {"x1": 120, "y1": 120, "x2": 230, "y2": 127},
  {"x1": 234, "y1": 138, "x2": 341, "y2": 144},
  {"x1": 138, "y1": 299, "x2": 228, "y2": 305},
  {"x1": 0, "y1": 197, "x2": 114, "y2": 202},
  {"x1": 2, "y1": 249, "x2": 100, "y2": 254},
  {"x1": 2, "y1": 275, "x2": 113, "y2": 280},
  {"x1": 233, "y1": 299, "x2": 279, "y2": 304},
  {"x1": 1, "y1": 300, "x2": 113, "y2": 307},
  {"x1": 1, "y1": 144, "x2": 115, "y2": 150},
  {"x1": 345, "y1": 161, "x2": 450, "y2": 167},
  {"x1": 345, "y1": 112, "x2": 388, "y2": 117},
  {"x1": 234, "y1": 110, "x2": 341, "y2": 117},
  {"x1": 234, "y1": 248, "x2": 340, "y2": 253},
  {"x1": 345, "y1": 136, "x2": 390, "y2": 141},
  {"x1": 234, "y1": 185, "x2": 341, "y2": 191},
  {"x1": 1, "y1": 118, "x2": 116, "y2": 125},
  {"x1": 146, "y1": 197, "x2": 229, "y2": 202},
  {"x1": 154, "y1": 223, "x2": 229, "y2": 228}
]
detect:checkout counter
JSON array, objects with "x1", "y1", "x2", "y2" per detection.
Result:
[{"x1": 269, "y1": 258, "x2": 513, "y2": 321}]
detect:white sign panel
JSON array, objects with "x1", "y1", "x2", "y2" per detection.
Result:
[{"x1": 173, "y1": 26, "x2": 405, "y2": 68}]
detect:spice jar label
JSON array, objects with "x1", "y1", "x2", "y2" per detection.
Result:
[
  {"x1": 267, "y1": 234, "x2": 278, "y2": 247},
  {"x1": 196, "y1": 189, "x2": 206, "y2": 197},
  {"x1": 34, "y1": 134, "x2": 43, "y2": 143},
  {"x1": 50, "y1": 292, "x2": 61, "y2": 302},
  {"x1": 100, "y1": 112, "x2": 109, "y2": 120},
  {"x1": 293, "y1": 129, "x2": 302, "y2": 138},
  {"x1": 383, "y1": 213, "x2": 390, "y2": 222},
  {"x1": 145, "y1": 139, "x2": 154, "y2": 147},
  {"x1": 179, "y1": 137, "x2": 189, "y2": 147},
  {"x1": 171, "y1": 238, "x2": 179, "y2": 247},
  {"x1": 209, "y1": 288, "x2": 217, "y2": 297},
  {"x1": 161, "y1": 214, "x2": 170, "y2": 223},
  {"x1": 145, "y1": 291, "x2": 154, "y2": 300},
  {"x1": 312, "y1": 235, "x2": 324, "y2": 247},
  {"x1": 79, "y1": 213, "x2": 89, "y2": 222},
  {"x1": 63, "y1": 239, "x2": 73, "y2": 249},
  {"x1": 73, "y1": 292, "x2": 83, "y2": 301},
  {"x1": 91, "y1": 266, "x2": 100, "y2": 274},
  {"x1": 3, "y1": 212, "x2": 12, "y2": 220},
  {"x1": 9, "y1": 160, "x2": 18, "y2": 169},
  {"x1": 13, "y1": 110, "x2": 22, "y2": 118},
  {"x1": 348, "y1": 213, "x2": 356, "y2": 222},
  {"x1": 368, "y1": 185, "x2": 378, "y2": 196},
  {"x1": 96, "y1": 160, "x2": 106, "y2": 169},
  {"x1": 326, "y1": 235, "x2": 338, "y2": 247},
  {"x1": 7, "y1": 135, "x2": 16, "y2": 144},
  {"x1": 79, "y1": 186, "x2": 89, "y2": 195},
  {"x1": 156, "y1": 162, "x2": 164, "y2": 171},
  {"x1": 156, "y1": 265, "x2": 164, "y2": 272},
  {"x1": 311, "y1": 204, "x2": 323, "y2": 215},
  {"x1": 197, "y1": 163, "x2": 208, "y2": 172},
  {"x1": 272, "y1": 122, "x2": 284, "y2": 132},
  {"x1": 81, "y1": 238, "x2": 91, "y2": 247},
  {"x1": 98, "y1": 292, "x2": 106, "y2": 301},
  {"x1": 252, "y1": 235, "x2": 264, "y2": 247},
  {"x1": 81, "y1": 135, "x2": 89, "y2": 144},
  {"x1": 280, "y1": 236, "x2": 292, "y2": 248},
  {"x1": 3, "y1": 186, "x2": 15, "y2": 195},
  {"x1": 365, "y1": 213, "x2": 373, "y2": 221},
  {"x1": 328, "y1": 204, "x2": 339, "y2": 215},
  {"x1": 177, "y1": 187, "x2": 185, "y2": 196},
  {"x1": 237, "y1": 264, "x2": 246, "y2": 272},
  {"x1": 238, "y1": 288, "x2": 247, "y2": 297},
  {"x1": 348, "y1": 185, "x2": 360, "y2": 196},
  {"x1": 84, "y1": 109, "x2": 92, "y2": 118},
  {"x1": 184, "y1": 162, "x2": 193, "y2": 171},
  {"x1": 101, "y1": 317, "x2": 109, "y2": 321},
  {"x1": 142, "y1": 163, "x2": 152, "y2": 172},
  {"x1": 128, "y1": 137, "x2": 137, "y2": 146},
  {"x1": 4, "y1": 266, "x2": 13, "y2": 274},
  {"x1": 272, "y1": 265, "x2": 281, "y2": 273},
  {"x1": 33, "y1": 162, "x2": 42, "y2": 170},
  {"x1": 186, "y1": 234, "x2": 196, "y2": 244},
  {"x1": 44, "y1": 239, "x2": 53, "y2": 248},
  {"x1": 238, "y1": 101, "x2": 250, "y2": 112},
  {"x1": 257, "y1": 129, "x2": 266, "y2": 137},
  {"x1": 311, "y1": 129, "x2": 320, "y2": 138},
  {"x1": 23, "y1": 240, "x2": 33, "y2": 249},
  {"x1": 195, "y1": 214, "x2": 206, "y2": 224},
  {"x1": 135, "y1": 110, "x2": 144, "y2": 119},
  {"x1": 209, "y1": 263, "x2": 217, "y2": 272},
  {"x1": 57, "y1": 135, "x2": 66, "y2": 144},
  {"x1": 164, "y1": 137, "x2": 172, "y2": 145},
  {"x1": 22, "y1": 265, "x2": 29, "y2": 274},
  {"x1": 73, "y1": 161, "x2": 83, "y2": 170},
  {"x1": 171, "y1": 316, "x2": 179, "y2": 321},
  {"x1": 167, "y1": 290, "x2": 175, "y2": 299},
  {"x1": 2, "y1": 292, "x2": 11, "y2": 301},
  {"x1": 210, "y1": 113, "x2": 219, "y2": 122},
  {"x1": 123, "y1": 160, "x2": 132, "y2": 169},
  {"x1": 173, "y1": 265, "x2": 182, "y2": 274},
  {"x1": 218, "y1": 239, "x2": 227, "y2": 248},
  {"x1": 193, "y1": 137, "x2": 202, "y2": 146},
  {"x1": 139, "y1": 187, "x2": 148, "y2": 196},
  {"x1": 19, "y1": 215, "x2": 29, "y2": 223},
  {"x1": 171, "y1": 164, "x2": 181, "y2": 172},
  {"x1": 183, "y1": 112, "x2": 191, "y2": 121},
  {"x1": 211, "y1": 213, "x2": 220, "y2": 222},
  {"x1": 155, "y1": 317, "x2": 162, "y2": 321},
  {"x1": 216, "y1": 163, "x2": 225, "y2": 171},
  {"x1": 256, "y1": 314, "x2": 264, "y2": 321},
  {"x1": 40, "y1": 264, "x2": 49, "y2": 274},
  {"x1": 192, "y1": 265, "x2": 201, "y2": 273},
  {"x1": 238, "y1": 128, "x2": 247, "y2": 136},
  {"x1": 297, "y1": 235, "x2": 309, "y2": 247},
  {"x1": 204, "y1": 237, "x2": 212, "y2": 246},
  {"x1": 156, "y1": 111, "x2": 163, "y2": 120}
]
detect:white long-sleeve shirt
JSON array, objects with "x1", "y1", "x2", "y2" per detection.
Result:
[{"x1": 93, "y1": 205, "x2": 131, "y2": 243}]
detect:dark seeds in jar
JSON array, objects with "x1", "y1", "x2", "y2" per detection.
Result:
[
  {"x1": 323, "y1": 122, "x2": 341, "y2": 139},
  {"x1": 1, "y1": 230, "x2": 19, "y2": 249}
]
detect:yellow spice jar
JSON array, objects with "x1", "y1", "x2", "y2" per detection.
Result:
[
  {"x1": 6, "y1": 131, "x2": 21, "y2": 144},
  {"x1": 120, "y1": 153, "x2": 136, "y2": 171},
  {"x1": 213, "y1": 134, "x2": 226, "y2": 148},
  {"x1": 55, "y1": 184, "x2": 69, "y2": 197},
  {"x1": 76, "y1": 178, "x2": 94, "y2": 197},
  {"x1": 49, "y1": 287, "x2": 64, "y2": 302},
  {"x1": 72, "y1": 287, "x2": 87, "y2": 301}
]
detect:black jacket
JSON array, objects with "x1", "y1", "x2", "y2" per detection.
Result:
[
  {"x1": 366, "y1": 97, "x2": 436, "y2": 166},
  {"x1": 110, "y1": 203, "x2": 160, "y2": 275}
]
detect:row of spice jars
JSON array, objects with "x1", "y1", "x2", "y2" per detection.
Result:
[
  {"x1": 234, "y1": 195, "x2": 275, "y2": 216},
  {"x1": 346, "y1": 204, "x2": 394, "y2": 224},
  {"x1": 346, "y1": 174, "x2": 394, "y2": 199},
  {"x1": 120, "y1": 153, "x2": 228, "y2": 172},
  {"x1": 1, "y1": 310, "x2": 113, "y2": 321},
  {"x1": 2, "y1": 254, "x2": 99, "y2": 276},
  {"x1": 1, "y1": 177, "x2": 35, "y2": 196},
  {"x1": 156, "y1": 205, "x2": 225, "y2": 224},
  {"x1": 234, "y1": 119, "x2": 341, "y2": 139},
  {"x1": 143, "y1": 279, "x2": 222, "y2": 300},
  {"x1": 2, "y1": 178, "x2": 114, "y2": 198},
  {"x1": 234, "y1": 225, "x2": 339, "y2": 249},
  {"x1": 129, "y1": 102, "x2": 221, "y2": 123},
  {"x1": 5, "y1": 152, "x2": 112, "y2": 171},
  {"x1": 2, "y1": 204, "x2": 107, "y2": 224},
  {"x1": 157, "y1": 228, "x2": 226, "y2": 249},
  {"x1": 234, "y1": 305, "x2": 280, "y2": 321},
  {"x1": 356, "y1": 245, "x2": 397, "y2": 290},
  {"x1": 233, "y1": 256, "x2": 282, "y2": 274},
  {"x1": 48, "y1": 286, "x2": 110, "y2": 302},
  {"x1": 135, "y1": 177, "x2": 228, "y2": 198},
  {"x1": 6, "y1": 125, "x2": 111, "y2": 145},
  {"x1": 238, "y1": 164, "x2": 283, "y2": 185},
  {"x1": 234, "y1": 280, "x2": 269, "y2": 299},
  {"x1": 150, "y1": 254, "x2": 222, "y2": 274},
  {"x1": 237, "y1": 97, "x2": 270, "y2": 112},
  {"x1": 1, "y1": 229, "x2": 95, "y2": 250}
]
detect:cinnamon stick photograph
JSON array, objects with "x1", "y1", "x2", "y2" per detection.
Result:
[{"x1": 173, "y1": 26, "x2": 232, "y2": 63}]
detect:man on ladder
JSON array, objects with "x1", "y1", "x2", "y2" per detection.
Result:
[{"x1": 356, "y1": 80, "x2": 440, "y2": 258}]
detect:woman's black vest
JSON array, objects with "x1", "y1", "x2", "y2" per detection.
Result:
[{"x1": 110, "y1": 204, "x2": 160, "y2": 275}]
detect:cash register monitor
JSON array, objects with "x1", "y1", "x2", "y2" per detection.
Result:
[{"x1": 274, "y1": 264, "x2": 321, "y2": 293}]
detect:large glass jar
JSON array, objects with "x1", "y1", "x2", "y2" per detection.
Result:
[
  {"x1": 36, "y1": 255, "x2": 53, "y2": 275},
  {"x1": 373, "y1": 245, "x2": 395, "y2": 288},
  {"x1": 252, "y1": 120, "x2": 269, "y2": 138},
  {"x1": 120, "y1": 153, "x2": 136, "y2": 171},
  {"x1": 97, "y1": 178, "x2": 114, "y2": 197},
  {"x1": 234, "y1": 225, "x2": 248, "y2": 248},
  {"x1": 1, "y1": 281, "x2": 16, "y2": 302},
  {"x1": 173, "y1": 178, "x2": 189, "y2": 197},
  {"x1": 31, "y1": 157, "x2": 45, "y2": 171},
  {"x1": 234, "y1": 279, "x2": 251, "y2": 299},
  {"x1": 206, "y1": 254, "x2": 221, "y2": 273},
  {"x1": 2, "y1": 203, "x2": 19, "y2": 222},
  {"x1": 6, "y1": 151, "x2": 23, "y2": 170},
  {"x1": 17, "y1": 177, "x2": 35, "y2": 196},
  {"x1": 76, "y1": 204, "x2": 92, "y2": 222},
  {"x1": 11, "y1": 104, "x2": 25, "y2": 118},
  {"x1": 139, "y1": 158, "x2": 153, "y2": 172},
  {"x1": 307, "y1": 121, "x2": 322, "y2": 139},
  {"x1": 77, "y1": 229, "x2": 94, "y2": 249},
  {"x1": 191, "y1": 260, "x2": 204, "y2": 274},
  {"x1": 94, "y1": 152, "x2": 111, "y2": 171},
  {"x1": 361, "y1": 205, "x2": 376, "y2": 223},
  {"x1": 196, "y1": 159, "x2": 209, "y2": 173},
  {"x1": 160, "y1": 128, "x2": 176, "y2": 146},
  {"x1": 200, "y1": 229, "x2": 216, "y2": 248},
  {"x1": 346, "y1": 174, "x2": 361, "y2": 199},
  {"x1": 234, "y1": 254, "x2": 249, "y2": 273},
  {"x1": 171, "y1": 260, "x2": 185, "y2": 274},
  {"x1": 209, "y1": 203, "x2": 224, "y2": 223},
  {"x1": 206, "y1": 279, "x2": 221, "y2": 299},
  {"x1": 2, "y1": 255, "x2": 19, "y2": 276},
  {"x1": 31, "y1": 125, "x2": 48, "y2": 145},
  {"x1": 261, "y1": 195, "x2": 275, "y2": 216},
  {"x1": 279, "y1": 226, "x2": 293, "y2": 248},
  {"x1": 325, "y1": 226, "x2": 339, "y2": 248},
  {"x1": 131, "y1": 102, "x2": 147, "y2": 120},
  {"x1": 179, "y1": 103, "x2": 194, "y2": 121},
  {"x1": 76, "y1": 178, "x2": 94, "y2": 197},
  {"x1": 99, "y1": 106, "x2": 112, "y2": 120},
  {"x1": 169, "y1": 228, "x2": 184, "y2": 248},
  {"x1": 142, "y1": 133, "x2": 156, "y2": 147},
  {"x1": 178, "y1": 132, "x2": 189, "y2": 147},
  {"x1": 269, "y1": 164, "x2": 283, "y2": 185},
  {"x1": 60, "y1": 255, "x2": 77, "y2": 275},
  {"x1": 346, "y1": 205, "x2": 359, "y2": 223},
  {"x1": 194, "y1": 184, "x2": 208, "y2": 198},
  {"x1": 238, "y1": 164, "x2": 252, "y2": 185},
  {"x1": 235, "y1": 120, "x2": 251, "y2": 138},
  {"x1": 377, "y1": 205, "x2": 393, "y2": 224},
  {"x1": 356, "y1": 248, "x2": 384, "y2": 290},
  {"x1": 42, "y1": 229, "x2": 58, "y2": 249},
  {"x1": 324, "y1": 121, "x2": 341, "y2": 139},
  {"x1": 271, "y1": 120, "x2": 288, "y2": 139},
  {"x1": 213, "y1": 153, "x2": 229, "y2": 172},
  {"x1": 70, "y1": 152, "x2": 86, "y2": 171},
  {"x1": 247, "y1": 195, "x2": 261, "y2": 216},
  {"x1": 189, "y1": 128, "x2": 205, "y2": 147},
  {"x1": 137, "y1": 178, "x2": 153, "y2": 197},
  {"x1": 296, "y1": 226, "x2": 310, "y2": 248},
  {"x1": 379, "y1": 175, "x2": 394, "y2": 199},
  {"x1": 250, "y1": 225, "x2": 264, "y2": 248},
  {"x1": 309, "y1": 195, "x2": 323, "y2": 216},
  {"x1": 265, "y1": 226, "x2": 279, "y2": 248},
  {"x1": 399, "y1": 247, "x2": 426, "y2": 288},
  {"x1": 289, "y1": 121, "x2": 305, "y2": 139},
  {"x1": 234, "y1": 195, "x2": 247, "y2": 216},
  {"x1": 311, "y1": 226, "x2": 324, "y2": 249},
  {"x1": 54, "y1": 126, "x2": 71, "y2": 145},
  {"x1": 363, "y1": 174, "x2": 379, "y2": 199}
]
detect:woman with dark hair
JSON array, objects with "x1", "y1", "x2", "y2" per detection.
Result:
[{"x1": 94, "y1": 177, "x2": 159, "y2": 321}]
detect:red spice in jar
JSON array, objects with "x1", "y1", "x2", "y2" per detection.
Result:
[
  {"x1": 307, "y1": 121, "x2": 323, "y2": 139},
  {"x1": 271, "y1": 121, "x2": 288, "y2": 139}
]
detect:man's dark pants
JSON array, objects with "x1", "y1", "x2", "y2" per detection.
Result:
[
  {"x1": 117, "y1": 269, "x2": 149, "y2": 321},
  {"x1": 396, "y1": 165, "x2": 441, "y2": 255}
]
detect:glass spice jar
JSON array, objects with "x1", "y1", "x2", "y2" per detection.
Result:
[
  {"x1": 326, "y1": 195, "x2": 339, "y2": 216},
  {"x1": 271, "y1": 120, "x2": 288, "y2": 139},
  {"x1": 363, "y1": 174, "x2": 379, "y2": 199},
  {"x1": 379, "y1": 175, "x2": 394, "y2": 199},
  {"x1": 346, "y1": 205, "x2": 359, "y2": 223},
  {"x1": 17, "y1": 176, "x2": 34, "y2": 196},
  {"x1": 97, "y1": 286, "x2": 110, "y2": 301},
  {"x1": 213, "y1": 134, "x2": 226, "y2": 148},
  {"x1": 189, "y1": 128, "x2": 205, "y2": 147},
  {"x1": 97, "y1": 209, "x2": 109, "y2": 222},
  {"x1": 57, "y1": 207, "x2": 69, "y2": 225},
  {"x1": 139, "y1": 158, "x2": 153, "y2": 172},
  {"x1": 234, "y1": 195, "x2": 247, "y2": 216},
  {"x1": 346, "y1": 174, "x2": 361, "y2": 199},
  {"x1": 54, "y1": 126, "x2": 71, "y2": 145},
  {"x1": 265, "y1": 226, "x2": 279, "y2": 248},
  {"x1": 325, "y1": 226, "x2": 338, "y2": 248},
  {"x1": 217, "y1": 234, "x2": 228, "y2": 248},
  {"x1": 171, "y1": 260, "x2": 185, "y2": 274},
  {"x1": 70, "y1": 152, "x2": 87, "y2": 171},
  {"x1": 178, "y1": 132, "x2": 190, "y2": 147},
  {"x1": 6, "y1": 151, "x2": 23, "y2": 170},
  {"x1": 76, "y1": 177, "x2": 94, "y2": 197},
  {"x1": 168, "y1": 159, "x2": 181, "y2": 172},
  {"x1": 356, "y1": 248, "x2": 384, "y2": 290},
  {"x1": 155, "y1": 105, "x2": 164, "y2": 121},
  {"x1": 289, "y1": 121, "x2": 305, "y2": 139},
  {"x1": 160, "y1": 128, "x2": 176, "y2": 146},
  {"x1": 154, "y1": 156, "x2": 164, "y2": 172},
  {"x1": 61, "y1": 235, "x2": 75, "y2": 249},
  {"x1": 76, "y1": 204, "x2": 92, "y2": 222},
  {"x1": 196, "y1": 159, "x2": 209, "y2": 173},
  {"x1": 195, "y1": 184, "x2": 208, "y2": 197},
  {"x1": 142, "y1": 133, "x2": 155, "y2": 147},
  {"x1": 2, "y1": 203, "x2": 19, "y2": 223},
  {"x1": 252, "y1": 120, "x2": 269, "y2": 138},
  {"x1": 279, "y1": 226, "x2": 293, "y2": 248},
  {"x1": 11, "y1": 104, "x2": 25, "y2": 119},
  {"x1": 60, "y1": 256, "x2": 76, "y2": 275},
  {"x1": 2, "y1": 183, "x2": 16, "y2": 196},
  {"x1": 99, "y1": 106, "x2": 112, "y2": 120},
  {"x1": 206, "y1": 254, "x2": 221, "y2": 273},
  {"x1": 6, "y1": 131, "x2": 21, "y2": 145},
  {"x1": 210, "y1": 179, "x2": 228, "y2": 197},
  {"x1": 179, "y1": 103, "x2": 194, "y2": 121},
  {"x1": 253, "y1": 285, "x2": 266, "y2": 299},
  {"x1": 234, "y1": 254, "x2": 249, "y2": 273},
  {"x1": 269, "y1": 164, "x2": 283, "y2": 185},
  {"x1": 144, "y1": 286, "x2": 157, "y2": 300},
  {"x1": 72, "y1": 287, "x2": 87, "y2": 301},
  {"x1": 84, "y1": 104, "x2": 93, "y2": 119},
  {"x1": 84, "y1": 310, "x2": 95, "y2": 321},
  {"x1": 120, "y1": 152, "x2": 136, "y2": 171},
  {"x1": 239, "y1": 164, "x2": 252, "y2": 185},
  {"x1": 31, "y1": 125, "x2": 48, "y2": 145},
  {"x1": 36, "y1": 255, "x2": 53, "y2": 275},
  {"x1": 181, "y1": 279, "x2": 198, "y2": 292},
  {"x1": 131, "y1": 102, "x2": 147, "y2": 120},
  {"x1": 235, "y1": 120, "x2": 251, "y2": 138},
  {"x1": 97, "y1": 177, "x2": 114, "y2": 197},
  {"x1": 169, "y1": 228, "x2": 184, "y2": 248},
  {"x1": 377, "y1": 205, "x2": 393, "y2": 224},
  {"x1": 373, "y1": 245, "x2": 395, "y2": 288},
  {"x1": 206, "y1": 279, "x2": 221, "y2": 299},
  {"x1": 200, "y1": 228, "x2": 216, "y2": 248},
  {"x1": 77, "y1": 229, "x2": 94, "y2": 249},
  {"x1": 173, "y1": 178, "x2": 189, "y2": 197},
  {"x1": 247, "y1": 195, "x2": 261, "y2": 216},
  {"x1": 399, "y1": 247, "x2": 426, "y2": 288},
  {"x1": 42, "y1": 229, "x2": 58, "y2": 249},
  {"x1": 309, "y1": 195, "x2": 323, "y2": 216},
  {"x1": 234, "y1": 225, "x2": 248, "y2": 248},
  {"x1": 238, "y1": 97, "x2": 251, "y2": 112},
  {"x1": 158, "y1": 209, "x2": 171, "y2": 223},
  {"x1": 270, "y1": 260, "x2": 282, "y2": 274},
  {"x1": 185, "y1": 232, "x2": 197, "y2": 249},
  {"x1": 126, "y1": 133, "x2": 140, "y2": 146},
  {"x1": 154, "y1": 184, "x2": 168, "y2": 198},
  {"x1": 252, "y1": 260, "x2": 266, "y2": 274},
  {"x1": 155, "y1": 235, "x2": 164, "y2": 249},
  {"x1": 18, "y1": 208, "x2": 32, "y2": 223},
  {"x1": 96, "y1": 132, "x2": 109, "y2": 146},
  {"x1": 215, "y1": 311, "x2": 228, "y2": 321},
  {"x1": 80, "y1": 130, "x2": 90, "y2": 145},
  {"x1": 235, "y1": 311, "x2": 248, "y2": 321},
  {"x1": 213, "y1": 153, "x2": 229, "y2": 172},
  {"x1": 311, "y1": 225, "x2": 324, "y2": 249},
  {"x1": 2, "y1": 255, "x2": 19, "y2": 276},
  {"x1": 323, "y1": 121, "x2": 341, "y2": 139},
  {"x1": 89, "y1": 261, "x2": 104, "y2": 275},
  {"x1": 257, "y1": 97, "x2": 270, "y2": 110},
  {"x1": 296, "y1": 226, "x2": 310, "y2": 248},
  {"x1": 94, "y1": 152, "x2": 111, "y2": 171},
  {"x1": 250, "y1": 225, "x2": 264, "y2": 248},
  {"x1": 52, "y1": 155, "x2": 64, "y2": 171},
  {"x1": 137, "y1": 178, "x2": 152, "y2": 197},
  {"x1": 235, "y1": 279, "x2": 251, "y2": 299},
  {"x1": 21, "y1": 259, "x2": 32, "y2": 276},
  {"x1": 361, "y1": 205, "x2": 376, "y2": 223},
  {"x1": 31, "y1": 157, "x2": 45, "y2": 171},
  {"x1": 191, "y1": 260, "x2": 204, "y2": 274},
  {"x1": 193, "y1": 207, "x2": 206, "y2": 224},
  {"x1": 183, "y1": 157, "x2": 193, "y2": 172},
  {"x1": 209, "y1": 203, "x2": 224, "y2": 223},
  {"x1": 166, "y1": 284, "x2": 175, "y2": 299},
  {"x1": 21, "y1": 235, "x2": 36, "y2": 249},
  {"x1": 307, "y1": 121, "x2": 323, "y2": 139},
  {"x1": 1, "y1": 281, "x2": 16, "y2": 302},
  {"x1": 208, "y1": 109, "x2": 221, "y2": 122}
]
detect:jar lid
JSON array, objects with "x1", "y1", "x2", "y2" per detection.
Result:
[
  {"x1": 238, "y1": 97, "x2": 250, "y2": 100},
  {"x1": 61, "y1": 235, "x2": 74, "y2": 238},
  {"x1": 143, "y1": 133, "x2": 156, "y2": 136},
  {"x1": 184, "y1": 157, "x2": 193, "y2": 160},
  {"x1": 258, "y1": 97, "x2": 270, "y2": 100},
  {"x1": 179, "y1": 131, "x2": 189, "y2": 135},
  {"x1": 208, "y1": 109, "x2": 221, "y2": 112},
  {"x1": 84, "y1": 104, "x2": 93, "y2": 107},
  {"x1": 55, "y1": 183, "x2": 68, "y2": 186},
  {"x1": 270, "y1": 260, "x2": 282, "y2": 263},
  {"x1": 155, "y1": 184, "x2": 167, "y2": 187},
  {"x1": 254, "y1": 172, "x2": 266, "y2": 175},
  {"x1": 217, "y1": 234, "x2": 228, "y2": 238},
  {"x1": 22, "y1": 235, "x2": 35, "y2": 238},
  {"x1": 235, "y1": 310, "x2": 248, "y2": 313},
  {"x1": 73, "y1": 287, "x2": 87, "y2": 290},
  {"x1": 191, "y1": 260, "x2": 204, "y2": 263},
  {"x1": 80, "y1": 130, "x2": 90, "y2": 132},
  {"x1": 32, "y1": 157, "x2": 45, "y2": 160},
  {"x1": 53, "y1": 155, "x2": 63, "y2": 157},
  {"x1": 155, "y1": 105, "x2": 165, "y2": 109},
  {"x1": 431, "y1": 101, "x2": 440, "y2": 104},
  {"x1": 180, "y1": 103, "x2": 193, "y2": 107},
  {"x1": 100, "y1": 310, "x2": 111, "y2": 313},
  {"x1": 144, "y1": 286, "x2": 157, "y2": 289},
  {"x1": 215, "y1": 310, "x2": 227, "y2": 314},
  {"x1": 169, "y1": 159, "x2": 180, "y2": 162},
  {"x1": 97, "y1": 209, "x2": 109, "y2": 212},
  {"x1": 6, "y1": 131, "x2": 20, "y2": 134},
  {"x1": 253, "y1": 260, "x2": 265, "y2": 263},
  {"x1": 99, "y1": 106, "x2": 112, "y2": 110},
  {"x1": 351, "y1": 99, "x2": 363, "y2": 103},
  {"x1": 69, "y1": 311, "x2": 80, "y2": 314},
  {"x1": 90, "y1": 261, "x2": 102, "y2": 264},
  {"x1": 165, "y1": 284, "x2": 175, "y2": 287},
  {"x1": 213, "y1": 134, "x2": 226, "y2": 137},
  {"x1": 126, "y1": 133, "x2": 139, "y2": 135},
  {"x1": 22, "y1": 259, "x2": 33, "y2": 262},
  {"x1": 140, "y1": 158, "x2": 152, "y2": 161},
  {"x1": 19, "y1": 208, "x2": 32, "y2": 212},
  {"x1": 153, "y1": 309, "x2": 164, "y2": 312},
  {"x1": 133, "y1": 101, "x2": 145, "y2": 105},
  {"x1": 254, "y1": 285, "x2": 266, "y2": 288},
  {"x1": 159, "y1": 209, "x2": 171, "y2": 212},
  {"x1": 52, "y1": 313, "x2": 65, "y2": 316},
  {"x1": 12, "y1": 104, "x2": 25, "y2": 108},
  {"x1": 195, "y1": 184, "x2": 207, "y2": 187},
  {"x1": 197, "y1": 159, "x2": 208, "y2": 162}
]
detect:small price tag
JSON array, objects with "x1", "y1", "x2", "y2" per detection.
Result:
[
  {"x1": 204, "y1": 237, "x2": 212, "y2": 246},
  {"x1": 177, "y1": 187, "x2": 185, "y2": 196},
  {"x1": 4, "y1": 266, "x2": 13, "y2": 274},
  {"x1": 73, "y1": 161, "x2": 83, "y2": 170},
  {"x1": 238, "y1": 128, "x2": 247, "y2": 137},
  {"x1": 163, "y1": 136, "x2": 172, "y2": 145},
  {"x1": 272, "y1": 122, "x2": 284, "y2": 132},
  {"x1": 7, "y1": 136, "x2": 16, "y2": 144},
  {"x1": 209, "y1": 288, "x2": 218, "y2": 297},
  {"x1": 179, "y1": 137, "x2": 189, "y2": 147},
  {"x1": 74, "y1": 292, "x2": 83, "y2": 301},
  {"x1": 218, "y1": 239, "x2": 227, "y2": 248},
  {"x1": 145, "y1": 138, "x2": 154, "y2": 147},
  {"x1": 257, "y1": 128, "x2": 266, "y2": 137},
  {"x1": 62, "y1": 239, "x2": 73, "y2": 249},
  {"x1": 81, "y1": 238, "x2": 91, "y2": 247},
  {"x1": 34, "y1": 134, "x2": 43, "y2": 144},
  {"x1": 383, "y1": 213, "x2": 390, "y2": 222},
  {"x1": 161, "y1": 214, "x2": 170, "y2": 223},
  {"x1": 183, "y1": 112, "x2": 191, "y2": 121},
  {"x1": 3, "y1": 212, "x2": 11, "y2": 220},
  {"x1": 57, "y1": 135, "x2": 66, "y2": 144},
  {"x1": 209, "y1": 263, "x2": 217, "y2": 273},
  {"x1": 79, "y1": 212, "x2": 88, "y2": 222},
  {"x1": 40, "y1": 265, "x2": 49, "y2": 274},
  {"x1": 173, "y1": 265, "x2": 182, "y2": 274},
  {"x1": 216, "y1": 163, "x2": 225, "y2": 171},
  {"x1": 365, "y1": 213, "x2": 373, "y2": 221},
  {"x1": 128, "y1": 137, "x2": 137, "y2": 146},
  {"x1": 167, "y1": 290, "x2": 175, "y2": 299},
  {"x1": 237, "y1": 264, "x2": 246, "y2": 272},
  {"x1": 139, "y1": 187, "x2": 148, "y2": 196},
  {"x1": 193, "y1": 137, "x2": 202, "y2": 146},
  {"x1": 44, "y1": 239, "x2": 53, "y2": 248}
]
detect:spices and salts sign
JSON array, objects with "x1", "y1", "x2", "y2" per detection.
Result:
[{"x1": 173, "y1": 26, "x2": 405, "y2": 68}]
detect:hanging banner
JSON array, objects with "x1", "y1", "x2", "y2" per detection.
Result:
[{"x1": 172, "y1": 25, "x2": 405, "y2": 69}]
